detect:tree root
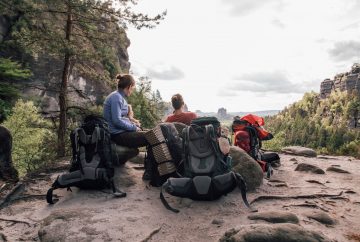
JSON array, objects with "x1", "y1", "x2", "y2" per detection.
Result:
[
  {"x1": 140, "y1": 227, "x2": 162, "y2": 242},
  {"x1": 0, "y1": 183, "x2": 25, "y2": 209},
  {"x1": 283, "y1": 203, "x2": 329, "y2": 212},
  {"x1": 268, "y1": 179, "x2": 286, "y2": 183},
  {"x1": 305, "y1": 180, "x2": 325, "y2": 186},
  {"x1": 0, "y1": 217, "x2": 32, "y2": 227},
  {"x1": 250, "y1": 191, "x2": 344, "y2": 205}
]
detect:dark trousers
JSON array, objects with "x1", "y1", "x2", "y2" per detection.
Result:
[{"x1": 111, "y1": 131, "x2": 148, "y2": 148}]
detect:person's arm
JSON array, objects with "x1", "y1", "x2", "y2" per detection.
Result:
[{"x1": 111, "y1": 96, "x2": 137, "y2": 131}]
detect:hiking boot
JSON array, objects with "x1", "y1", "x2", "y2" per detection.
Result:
[{"x1": 142, "y1": 157, "x2": 153, "y2": 181}]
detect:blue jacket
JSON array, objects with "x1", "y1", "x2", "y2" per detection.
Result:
[{"x1": 103, "y1": 90, "x2": 137, "y2": 134}]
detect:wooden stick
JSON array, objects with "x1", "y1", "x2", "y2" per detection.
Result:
[{"x1": 250, "y1": 191, "x2": 343, "y2": 205}]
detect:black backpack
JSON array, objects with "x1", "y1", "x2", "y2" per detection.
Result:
[
  {"x1": 46, "y1": 115, "x2": 126, "y2": 204},
  {"x1": 144, "y1": 123, "x2": 183, "y2": 187},
  {"x1": 190, "y1": 116, "x2": 221, "y2": 136},
  {"x1": 160, "y1": 117, "x2": 254, "y2": 213}
]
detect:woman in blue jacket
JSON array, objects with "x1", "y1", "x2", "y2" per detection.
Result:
[{"x1": 103, "y1": 74, "x2": 147, "y2": 148}]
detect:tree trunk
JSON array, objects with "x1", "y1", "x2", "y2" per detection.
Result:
[{"x1": 57, "y1": 2, "x2": 73, "y2": 157}]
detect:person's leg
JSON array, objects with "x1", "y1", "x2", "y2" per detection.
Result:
[{"x1": 111, "y1": 131, "x2": 148, "y2": 148}]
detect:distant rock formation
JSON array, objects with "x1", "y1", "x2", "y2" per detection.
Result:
[
  {"x1": 320, "y1": 63, "x2": 360, "y2": 98},
  {"x1": 217, "y1": 107, "x2": 227, "y2": 119}
]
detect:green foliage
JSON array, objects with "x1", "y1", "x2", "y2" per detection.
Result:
[
  {"x1": 264, "y1": 91, "x2": 360, "y2": 158},
  {"x1": 3, "y1": 100, "x2": 56, "y2": 176},
  {"x1": 0, "y1": 58, "x2": 32, "y2": 121},
  {"x1": 262, "y1": 130, "x2": 285, "y2": 151},
  {"x1": 0, "y1": 58, "x2": 32, "y2": 81},
  {"x1": 128, "y1": 77, "x2": 165, "y2": 128}
]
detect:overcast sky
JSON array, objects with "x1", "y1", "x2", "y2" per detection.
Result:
[{"x1": 127, "y1": 0, "x2": 360, "y2": 112}]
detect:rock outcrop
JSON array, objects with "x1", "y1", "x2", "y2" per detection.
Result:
[
  {"x1": 220, "y1": 223, "x2": 331, "y2": 242},
  {"x1": 282, "y1": 146, "x2": 317, "y2": 157},
  {"x1": 0, "y1": 126, "x2": 18, "y2": 182},
  {"x1": 320, "y1": 63, "x2": 360, "y2": 99},
  {"x1": 0, "y1": 15, "x2": 131, "y2": 115}
]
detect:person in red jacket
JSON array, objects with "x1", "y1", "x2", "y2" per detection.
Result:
[{"x1": 165, "y1": 94, "x2": 197, "y2": 125}]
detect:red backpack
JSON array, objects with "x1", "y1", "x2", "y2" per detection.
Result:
[{"x1": 232, "y1": 114, "x2": 274, "y2": 177}]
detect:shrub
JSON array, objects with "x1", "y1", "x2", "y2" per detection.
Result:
[{"x1": 3, "y1": 100, "x2": 56, "y2": 176}]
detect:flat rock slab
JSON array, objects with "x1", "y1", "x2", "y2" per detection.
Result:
[
  {"x1": 305, "y1": 211, "x2": 337, "y2": 225},
  {"x1": 219, "y1": 223, "x2": 331, "y2": 242},
  {"x1": 326, "y1": 166, "x2": 351, "y2": 174},
  {"x1": 248, "y1": 211, "x2": 299, "y2": 224},
  {"x1": 230, "y1": 146, "x2": 263, "y2": 191},
  {"x1": 282, "y1": 146, "x2": 317, "y2": 157},
  {"x1": 295, "y1": 163, "x2": 325, "y2": 174},
  {"x1": 38, "y1": 209, "x2": 110, "y2": 241}
]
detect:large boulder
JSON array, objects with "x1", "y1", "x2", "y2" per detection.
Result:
[
  {"x1": 219, "y1": 223, "x2": 331, "y2": 242},
  {"x1": 229, "y1": 146, "x2": 263, "y2": 191},
  {"x1": 282, "y1": 146, "x2": 317, "y2": 157},
  {"x1": 0, "y1": 126, "x2": 18, "y2": 182}
]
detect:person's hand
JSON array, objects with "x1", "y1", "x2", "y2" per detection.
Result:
[
  {"x1": 134, "y1": 119, "x2": 141, "y2": 127},
  {"x1": 128, "y1": 105, "x2": 134, "y2": 119},
  {"x1": 136, "y1": 126, "x2": 142, "y2": 132}
]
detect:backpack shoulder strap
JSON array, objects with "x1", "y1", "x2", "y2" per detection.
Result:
[
  {"x1": 232, "y1": 172, "x2": 258, "y2": 212},
  {"x1": 205, "y1": 125, "x2": 224, "y2": 165}
]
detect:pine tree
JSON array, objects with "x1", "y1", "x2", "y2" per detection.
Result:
[
  {"x1": 1, "y1": 0, "x2": 165, "y2": 156},
  {"x1": 0, "y1": 58, "x2": 32, "y2": 121}
]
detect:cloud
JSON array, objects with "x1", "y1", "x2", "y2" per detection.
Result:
[
  {"x1": 217, "y1": 89, "x2": 238, "y2": 97},
  {"x1": 222, "y1": 0, "x2": 284, "y2": 16},
  {"x1": 340, "y1": 21, "x2": 360, "y2": 31},
  {"x1": 329, "y1": 41, "x2": 360, "y2": 61},
  {"x1": 146, "y1": 65, "x2": 185, "y2": 80},
  {"x1": 271, "y1": 18, "x2": 285, "y2": 28},
  {"x1": 232, "y1": 71, "x2": 308, "y2": 94}
]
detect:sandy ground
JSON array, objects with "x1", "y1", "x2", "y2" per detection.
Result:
[{"x1": 1, "y1": 153, "x2": 360, "y2": 241}]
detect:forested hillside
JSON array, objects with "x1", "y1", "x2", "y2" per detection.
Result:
[{"x1": 264, "y1": 90, "x2": 360, "y2": 158}]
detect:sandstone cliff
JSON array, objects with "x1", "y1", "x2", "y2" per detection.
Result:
[
  {"x1": 0, "y1": 15, "x2": 131, "y2": 115},
  {"x1": 320, "y1": 63, "x2": 360, "y2": 99}
]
